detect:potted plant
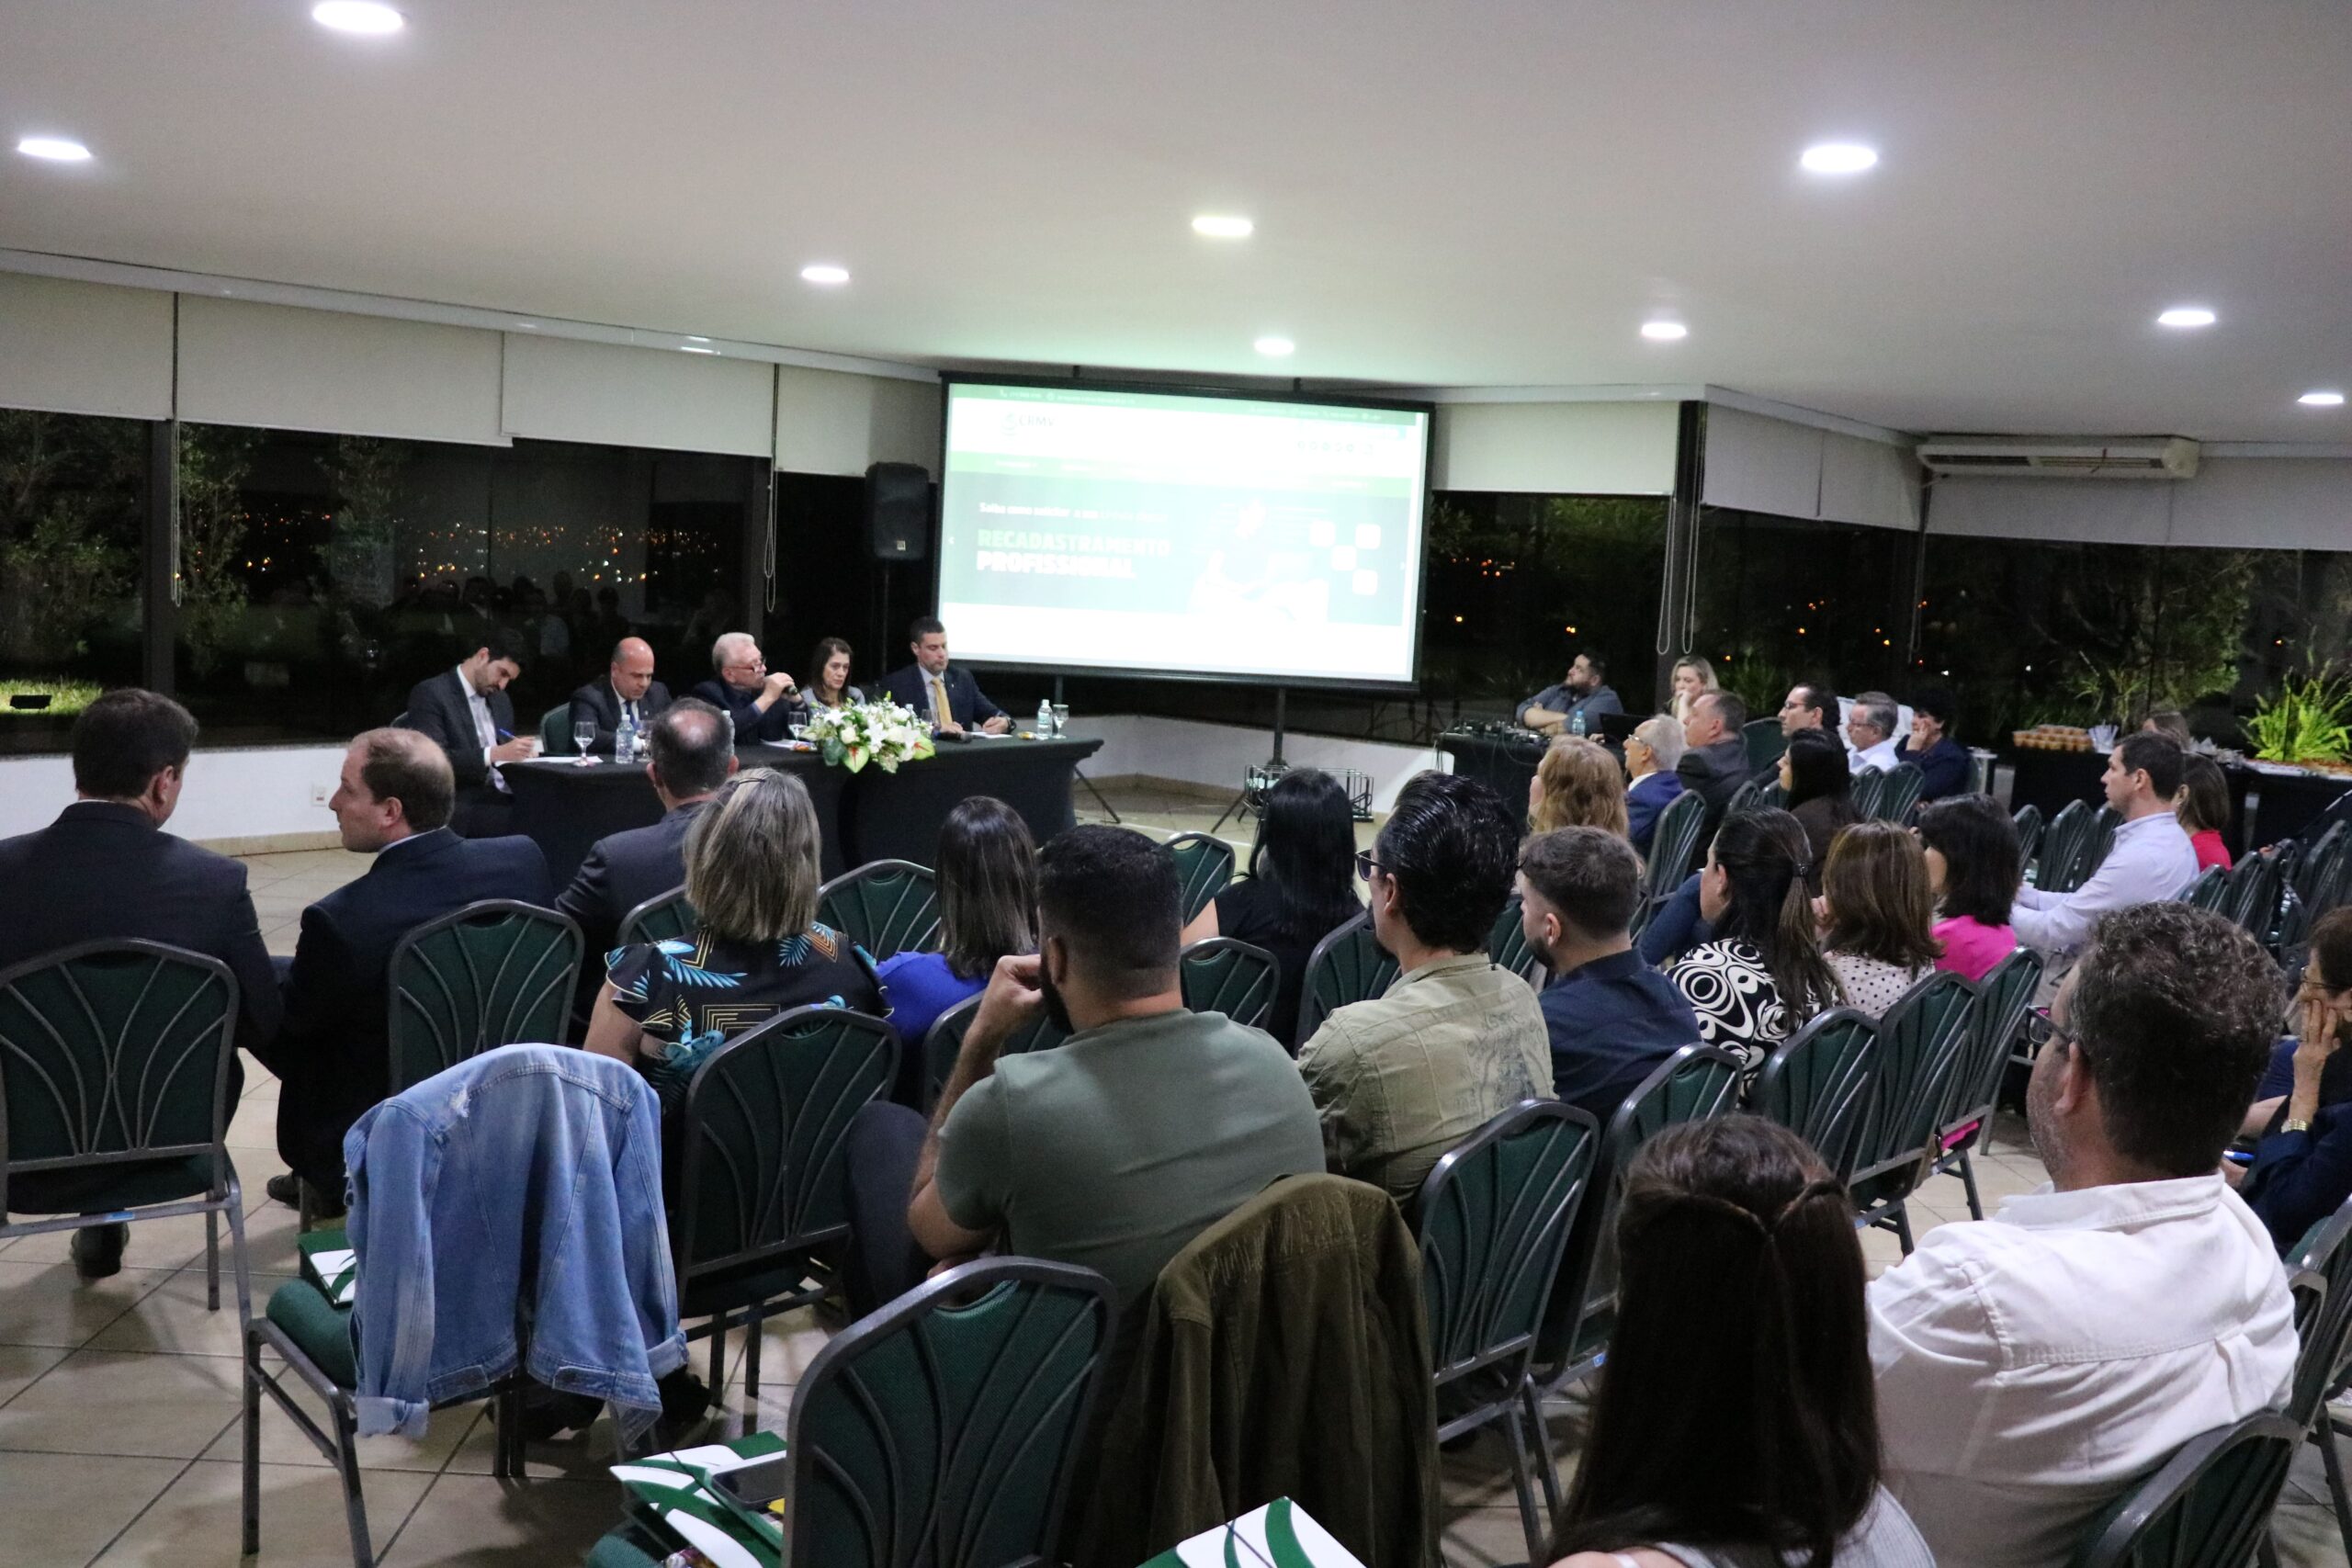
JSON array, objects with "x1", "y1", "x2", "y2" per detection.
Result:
[{"x1": 2245, "y1": 672, "x2": 2352, "y2": 773}]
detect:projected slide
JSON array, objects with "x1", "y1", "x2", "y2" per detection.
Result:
[{"x1": 936, "y1": 382, "x2": 1430, "y2": 686}]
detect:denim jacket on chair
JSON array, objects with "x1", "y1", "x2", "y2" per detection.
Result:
[{"x1": 343, "y1": 1043, "x2": 685, "y2": 1439}]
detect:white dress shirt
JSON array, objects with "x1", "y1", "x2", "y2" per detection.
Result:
[
  {"x1": 2008, "y1": 809, "x2": 2197, "y2": 954},
  {"x1": 1852, "y1": 737, "x2": 1901, "y2": 774},
  {"x1": 1869, "y1": 1174, "x2": 2296, "y2": 1568},
  {"x1": 455, "y1": 667, "x2": 508, "y2": 794}
]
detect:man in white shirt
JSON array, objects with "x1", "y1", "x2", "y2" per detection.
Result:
[
  {"x1": 2010, "y1": 733, "x2": 2199, "y2": 956},
  {"x1": 1870, "y1": 902, "x2": 2296, "y2": 1568},
  {"x1": 1845, "y1": 692, "x2": 1903, "y2": 773}
]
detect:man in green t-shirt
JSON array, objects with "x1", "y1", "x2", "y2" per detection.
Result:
[{"x1": 908, "y1": 825, "x2": 1323, "y2": 1308}]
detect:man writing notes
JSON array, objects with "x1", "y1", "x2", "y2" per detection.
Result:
[
  {"x1": 879, "y1": 615, "x2": 1008, "y2": 735},
  {"x1": 568, "y1": 636, "x2": 671, "y2": 757},
  {"x1": 400, "y1": 628, "x2": 537, "y2": 837},
  {"x1": 1515, "y1": 650, "x2": 1623, "y2": 737},
  {"x1": 688, "y1": 631, "x2": 800, "y2": 745}
]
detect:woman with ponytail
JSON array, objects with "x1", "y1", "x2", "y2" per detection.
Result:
[
  {"x1": 1668, "y1": 807, "x2": 1839, "y2": 1077},
  {"x1": 1548, "y1": 1117, "x2": 1932, "y2": 1568}
]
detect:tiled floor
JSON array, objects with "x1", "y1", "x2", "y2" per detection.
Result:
[{"x1": 0, "y1": 784, "x2": 2336, "y2": 1564}]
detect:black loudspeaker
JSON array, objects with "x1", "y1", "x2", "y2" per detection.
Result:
[{"x1": 865, "y1": 463, "x2": 931, "y2": 562}]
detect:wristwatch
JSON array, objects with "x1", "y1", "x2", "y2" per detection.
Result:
[{"x1": 2284, "y1": 1118, "x2": 2313, "y2": 1135}]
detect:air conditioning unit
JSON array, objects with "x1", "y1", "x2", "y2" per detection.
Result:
[{"x1": 1917, "y1": 436, "x2": 2200, "y2": 479}]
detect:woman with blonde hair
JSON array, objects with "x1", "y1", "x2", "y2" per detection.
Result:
[
  {"x1": 1530, "y1": 736, "x2": 1631, "y2": 839},
  {"x1": 1671, "y1": 656, "x2": 1720, "y2": 725}
]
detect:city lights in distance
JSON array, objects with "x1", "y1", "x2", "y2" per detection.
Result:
[
  {"x1": 1253, "y1": 335, "x2": 1295, "y2": 357},
  {"x1": 16, "y1": 136, "x2": 92, "y2": 162},
  {"x1": 311, "y1": 2, "x2": 405, "y2": 34},
  {"x1": 1799, "y1": 142, "x2": 1878, "y2": 175},
  {"x1": 2299, "y1": 390, "x2": 2345, "y2": 407},
  {"x1": 799, "y1": 264, "x2": 850, "y2": 286},
  {"x1": 2156, "y1": 307, "x2": 2216, "y2": 328},
  {"x1": 1192, "y1": 215, "x2": 1254, "y2": 239},
  {"x1": 1640, "y1": 320, "x2": 1689, "y2": 342}
]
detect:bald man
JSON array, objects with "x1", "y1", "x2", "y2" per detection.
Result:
[{"x1": 568, "y1": 636, "x2": 673, "y2": 756}]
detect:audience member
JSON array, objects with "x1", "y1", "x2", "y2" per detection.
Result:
[
  {"x1": 1676, "y1": 690, "x2": 1751, "y2": 831},
  {"x1": 1668, "y1": 808, "x2": 1838, "y2": 1077},
  {"x1": 876, "y1": 795, "x2": 1036, "y2": 1097},
  {"x1": 1180, "y1": 767, "x2": 1362, "y2": 1052},
  {"x1": 1516, "y1": 649, "x2": 1624, "y2": 737},
  {"x1": 1893, "y1": 687, "x2": 1971, "y2": 801},
  {"x1": 275, "y1": 729, "x2": 550, "y2": 1211},
  {"x1": 2177, "y1": 752, "x2": 2234, "y2": 872},
  {"x1": 555, "y1": 699, "x2": 736, "y2": 975},
  {"x1": 2009, "y1": 733, "x2": 2198, "y2": 957},
  {"x1": 1817, "y1": 821, "x2": 1940, "y2": 1020},
  {"x1": 2239, "y1": 908, "x2": 2352, "y2": 1251},
  {"x1": 1781, "y1": 728, "x2": 1861, "y2": 896},
  {"x1": 1914, "y1": 795, "x2": 2021, "y2": 983},
  {"x1": 1669, "y1": 655, "x2": 1720, "y2": 726},
  {"x1": 2142, "y1": 709, "x2": 2195, "y2": 748},
  {"x1": 1530, "y1": 736, "x2": 1630, "y2": 838},
  {"x1": 401, "y1": 627, "x2": 537, "y2": 836},
  {"x1": 0, "y1": 690, "x2": 282, "y2": 1278},
  {"x1": 688, "y1": 631, "x2": 800, "y2": 744},
  {"x1": 1623, "y1": 715, "x2": 1686, "y2": 852},
  {"x1": 1296, "y1": 772, "x2": 1552, "y2": 1202},
  {"x1": 1871, "y1": 903, "x2": 2295, "y2": 1568},
  {"x1": 1758, "y1": 681, "x2": 1838, "y2": 787},
  {"x1": 1548, "y1": 1118, "x2": 1932, "y2": 1568},
  {"x1": 1844, "y1": 692, "x2": 1901, "y2": 775},
  {"x1": 803, "y1": 635, "x2": 864, "y2": 711},
  {"x1": 567, "y1": 636, "x2": 672, "y2": 757},
  {"x1": 894, "y1": 826, "x2": 1321, "y2": 1312},
  {"x1": 1518, "y1": 828, "x2": 1701, "y2": 1129},
  {"x1": 878, "y1": 615, "x2": 1008, "y2": 735}
]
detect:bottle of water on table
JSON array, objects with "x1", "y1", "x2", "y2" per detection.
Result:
[
  {"x1": 616, "y1": 714, "x2": 637, "y2": 764},
  {"x1": 1036, "y1": 699, "x2": 1055, "y2": 738},
  {"x1": 1569, "y1": 705, "x2": 1586, "y2": 738}
]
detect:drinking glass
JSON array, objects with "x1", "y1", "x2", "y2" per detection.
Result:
[
  {"x1": 788, "y1": 724, "x2": 810, "y2": 743},
  {"x1": 571, "y1": 719, "x2": 596, "y2": 764},
  {"x1": 1052, "y1": 704, "x2": 1071, "y2": 736}
]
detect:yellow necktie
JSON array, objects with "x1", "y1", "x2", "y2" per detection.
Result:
[{"x1": 930, "y1": 675, "x2": 950, "y2": 727}]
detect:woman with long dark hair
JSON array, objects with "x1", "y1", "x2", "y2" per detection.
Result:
[
  {"x1": 803, "y1": 635, "x2": 864, "y2": 711},
  {"x1": 2176, "y1": 752, "x2": 2234, "y2": 872},
  {"x1": 1780, "y1": 728, "x2": 1860, "y2": 896},
  {"x1": 1817, "y1": 821, "x2": 1941, "y2": 1020},
  {"x1": 876, "y1": 795, "x2": 1037, "y2": 1097},
  {"x1": 1668, "y1": 807, "x2": 1838, "y2": 1076},
  {"x1": 1181, "y1": 767, "x2": 1361, "y2": 1050},
  {"x1": 1548, "y1": 1117, "x2": 1931, "y2": 1568},
  {"x1": 1913, "y1": 794, "x2": 2019, "y2": 983}
]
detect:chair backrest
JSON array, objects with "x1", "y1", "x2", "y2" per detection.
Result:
[
  {"x1": 1753, "y1": 1008, "x2": 1880, "y2": 1181},
  {"x1": 1723, "y1": 778, "x2": 1766, "y2": 820},
  {"x1": 1416, "y1": 1100, "x2": 1600, "y2": 1392},
  {"x1": 2285, "y1": 1196, "x2": 2352, "y2": 1428},
  {"x1": 2087, "y1": 804, "x2": 2122, "y2": 877},
  {"x1": 1741, "y1": 716, "x2": 1787, "y2": 774},
  {"x1": 786, "y1": 1256, "x2": 1114, "y2": 1568},
  {"x1": 921, "y1": 993, "x2": 1069, "y2": 1112},
  {"x1": 1849, "y1": 971, "x2": 1980, "y2": 1195},
  {"x1": 538, "y1": 702, "x2": 572, "y2": 756},
  {"x1": 2038, "y1": 798, "x2": 2098, "y2": 893},
  {"x1": 2220, "y1": 852, "x2": 2283, "y2": 937},
  {"x1": 1295, "y1": 911, "x2": 1401, "y2": 1043},
  {"x1": 388, "y1": 900, "x2": 583, "y2": 1092},
  {"x1": 674, "y1": 1006, "x2": 899, "y2": 1285},
  {"x1": 2068, "y1": 1410, "x2": 2301, "y2": 1568},
  {"x1": 1165, "y1": 832, "x2": 1237, "y2": 924},
  {"x1": 615, "y1": 886, "x2": 696, "y2": 950},
  {"x1": 817, "y1": 860, "x2": 941, "y2": 963},
  {"x1": 2011, "y1": 803, "x2": 2045, "y2": 869},
  {"x1": 1874, "y1": 761, "x2": 1926, "y2": 824},
  {"x1": 1641, "y1": 790, "x2": 1710, "y2": 903},
  {"x1": 2296, "y1": 822, "x2": 2348, "y2": 916},
  {"x1": 1487, "y1": 896, "x2": 1544, "y2": 986},
  {"x1": 0, "y1": 941, "x2": 239, "y2": 1211},
  {"x1": 1178, "y1": 937, "x2": 1280, "y2": 1032},
  {"x1": 2181, "y1": 865, "x2": 2227, "y2": 911},
  {"x1": 1942, "y1": 946, "x2": 2044, "y2": 1145},
  {"x1": 1849, "y1": 768, "x2": 1887, "y2": 822}
]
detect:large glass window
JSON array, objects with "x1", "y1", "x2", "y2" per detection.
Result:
[
  {"x1": 1689, "y1": 509, "x2": 1918, "y2": 717},
  {"x1": 0, "y1": 410, "x2": 147, "y2": 752}
]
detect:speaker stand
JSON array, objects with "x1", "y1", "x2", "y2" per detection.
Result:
[
  {"x1": 1212, "y1": 686, "x2": 1289, "y2": 835},
  {"x1": 1057, "y1": 675, "x2": 1122, "y2": 824}
]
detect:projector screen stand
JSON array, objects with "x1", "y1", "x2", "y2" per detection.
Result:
[
  {"x1": 1212, "y1": 687, "x2": 1290, "y2": 835},
  {"x1": 1057, "y1": 675, "x2": 1122, "y2": 824}
]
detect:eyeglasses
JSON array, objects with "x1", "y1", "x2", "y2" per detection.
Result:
[
  {"x1": 2025, "y1": 1010, "x2": 2079, "y2": 1053},
  {"x1": 1354, "y1": 850, "x2": 1384, "y2": 882}
]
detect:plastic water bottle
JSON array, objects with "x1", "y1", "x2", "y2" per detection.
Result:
[
  {"x1": 1569, "y1": 705, "x2": 1587, "y2": 738},
  {"x1": 615, "y1": 714, "x2": 637, "y2": 764},
  {"x1": 1036, "y1": 699, "x2": 1056, "y2": 738}
]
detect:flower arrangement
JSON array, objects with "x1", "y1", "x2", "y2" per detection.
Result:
[{"x1": 803, "y1": 698, "x2": 936, "y2": 773}]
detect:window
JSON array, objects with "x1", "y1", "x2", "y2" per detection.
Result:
[
  {"x1": 1690, "y1": 509, "x2": 1918, "y2": 718},
  {"x1": 0, "y1": 411, "x2": 147, "y2": 752}
]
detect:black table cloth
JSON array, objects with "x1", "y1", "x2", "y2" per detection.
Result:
[
  {"x1": 1438, "y1": 729, "x2": 1547, "y2": 814},
  {"x1": 2002, "y1": 748, "x2": 2346, "y2": 856}
]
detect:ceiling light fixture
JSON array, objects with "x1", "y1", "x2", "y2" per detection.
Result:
[
  {"x1": 2301, "y1": 390, "x2": 2346, "y2": 407},
  {"x1": 311, "y1": 2, "x2": 405, "y2": 34},
  {"x1": 2156, "y1": 306, "x2": 2217, "y2": 328},
  {"x1": 16, "y1": 136, "x2": 92, "y2": 163},
  {"x1": 1640, "y1": 320, "x2": 1689, "y2": 342},
  {"x1": 680, "y1": 345, "x2": 718, "y2": 355},
  {"x1": 1799, "y1": 142, "x2": 1878, "y2": 175},
  {"x1": 1253, "y1": 335, "x2": 1295, "y2": 357},
  {"x1": 1193, "y1": 215, "x2": 1254, "y2": 239},
  {"x1": 799, "y1": 264, "x2": 850, "y2": 286}
]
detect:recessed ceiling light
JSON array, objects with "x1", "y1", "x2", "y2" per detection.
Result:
[
  {"x1": 799, "y1": 264, "x2": 850, "y2": 286},
  {"x1": 2157, "y1": 306, "x2": 2217, "y2": 328},
  {"x1": 1799, "y1": 142, "x2": 1878, "y2": 175},
  {"x1": 685, "y1": 335, "x2": 710, "y2": 344},
  {"x1": 681, "y1": 345, "x2": 718, "y2": 355},
  {"x1": 2301, "y1": 390, "x2": 2346, "y2": 407},
  {"x1": 1193, "y1": 215, "x2": 1254, "y2": 239},
  {"x1": 1254, "y1": 335, "x2": 1295, "y2": 357},
  {"x1": 1640, "y1": 320, "x2": 1690, "y2": 342},
  {"x1": 16, "y1": 136, "x2": 92, "y2": 163},
  {"x1": 311, "y1": 2, "x2": 405, "y2": 35}
]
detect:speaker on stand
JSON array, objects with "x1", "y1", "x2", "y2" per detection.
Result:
[{"x1": 865, "y1": 463, "x2": 931, "y2": 680}]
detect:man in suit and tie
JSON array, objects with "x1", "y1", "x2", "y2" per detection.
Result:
[
  {"x1": 688, "y1": 631, "x2": 802, "y2": 745},
  {"x1": 0, "y1": 689, "x2": 283, "y2": 1277},
  {"x1": 270, "y1": 728, "x2": 550, "y2": 1213},
  {"x1": 401, "y1": 627, "x2": 539, "y2": 837},
  {"x1": 567, "y1": 636, "x2": 672, "y2": 757},
  {"x1": 879, "y1": 616, "x2": 1007, "y2": 735}
]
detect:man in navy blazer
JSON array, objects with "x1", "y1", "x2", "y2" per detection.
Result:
[
  {"x1": 877, "y1": 615, "x2": 1007, "y2": 734},
  {"x1": 687, "y1": 630, "x2": 802, "y2": 745},
  {"x1": 0, "y1": 690, "x2": 283, "y2": 1277},
  {"x1": 401, "y1": 627, "x2": 539, "y2": 837},
  {"x1": 567, "y1": 636, "x2": 673, "y2": 757},
  {"x1": 273, "y1": 728, "x2": 551, "y2": 1209}
]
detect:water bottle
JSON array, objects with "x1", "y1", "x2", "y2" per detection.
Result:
[
  {"x1": 1036, "y1": 699, "x2": 1056, "y2": 738},
  {"x1": 615, "y1": 714, "x2": 637, "y2": 763},
  {"x1": 1569, "y1": 705, "x2": 1587, "y2": 738}
]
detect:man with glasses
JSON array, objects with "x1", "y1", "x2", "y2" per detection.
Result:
[
  {"x1": 688, "y1": 630, "x2": 802, "y2": 744},
  {"x1": 1295, "y1": 772, "x2": 1551, "y2": 1204},
  {"x1": 1868, "y1": 902, "x2": 2295, "y2": 1568}
]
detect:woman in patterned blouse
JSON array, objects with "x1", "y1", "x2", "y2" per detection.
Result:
[
  {"x1": 1668, "y1": 808, "x2": 1839, "y2": 1077},
  {"x1": 1816, "y1": 821, "x2": 1942, "y2": 1020}
]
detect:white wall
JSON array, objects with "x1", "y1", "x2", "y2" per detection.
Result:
[
  {"x1": 0, "y1": 744, "x2": 346, "y2": 846},
  {"x1": 1928, "y1": 457, "x2": 2352, "y2": 549},
  {"x1": 1702, "y1": 405, "x2": 1921, "y2": 530},
  {"x1": 1430, "y1": 400, "x2": 1679, "y2": 495}
]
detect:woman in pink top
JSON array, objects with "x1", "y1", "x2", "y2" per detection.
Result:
[
  {"x1": 2177, "y1": 752, "x2": 2235, "y2": 873},
  {"x1": 1913, "y1": 795, "x2": 2019, "y2": 983}
]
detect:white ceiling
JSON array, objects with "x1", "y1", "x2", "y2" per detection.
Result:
[{"x1": 3, "y1": 0, "x2": 2349, "y2": 443}]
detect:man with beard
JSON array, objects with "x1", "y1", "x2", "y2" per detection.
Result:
[
  {"x1": 1515, "y1": 649, "x2": 1623, "y2": 737},
  {"x1": 899, "y1": 824, "x2": 1322, "y2": 1310},
  {"x1": 1866, "y1": 902, "x2": 2296, "y2": 1568}
]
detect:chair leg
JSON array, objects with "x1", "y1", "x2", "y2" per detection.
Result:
[
  {"x1": 332, "y1": 1398, "x2": 374, "y2": 1568},
  {"x1": 206, "y1": 1208, "x2": 220, "y2": 1311},
  {"x1": 228, "y1": 1192, "x2": 253, "y2": 1329},
  {"x1": 2319, "y1": 1416, "x2": 2352, "y2": 1564},
  {"x1": 1501, "y1": 1400, "x2": 1547, "y2": 1568},
  {"x1": 243, "y1": 1328, "x2": 264, "y2": 1555},
  {"x1": 1520, "y1": 1376, "x2": 1563, "y2": 1522},
  {"x1": 2258, "y1": 1531, "x2": 2281, "y2": 1568},
  {"x1": 741, "y1": 1309, "x2": 763, "y2": 1404},
  {"x1": 707, "y1": 1323, "x2": 727, "y2": 1410},
  {"x1": 1957, "y1": 1148, "x2": 1986, "y2": 1223},
  {"x1": 1893, "y1": 1203, "x2": 1916, "y2": 1256}
]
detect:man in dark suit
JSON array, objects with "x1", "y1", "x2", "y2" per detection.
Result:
[
  {"x1": 877, "y1": 615, "x2": 1007, "y2": 735},
  {"x1": 567, "y1": 636, "x2": 673, "y2": 757},
  {"x1": 401, "y1": 626, "x2": 538, "y2": 837},
  {"x1": 1676, "y1": 689, "x2": 1752, "y2": 835},
  {"x1": 271, "y1": 728, "x2": 550, "y2": 1212},
  {"x1": 688, "y1": 631, "x2": 801, "y2": 744},
  {"x1": 0, "y1": 689, "x2": 282, "y2": 1277}
]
